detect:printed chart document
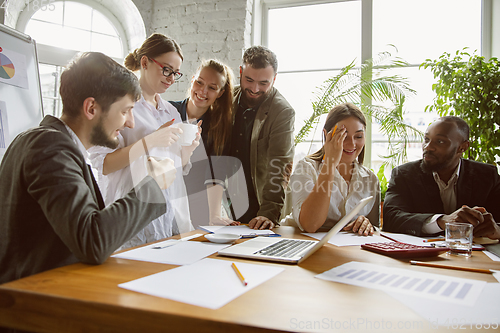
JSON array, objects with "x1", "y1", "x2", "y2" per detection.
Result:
[
  {"x1": 119, "y1": 258, "x2": 284, "y2": 309},
  {"x1": 316, "y1": 261, "x2": 486, "y2": 306},
  {"x1": 303, "y1": 231, "x2": 387, "y2": 246},
  {"x1": 387, "y1": 283, "x2": 500, "y2": 326},
  {"x1": 112, "y1": 239, "x2": 229, "y2": 266},
  {"x1": 199, "y1": 225, "x2": 276, "y2": 237}
]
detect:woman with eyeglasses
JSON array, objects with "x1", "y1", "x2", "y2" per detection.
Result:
[
  {"x1": 89, "y1": 33, "x2": 198, "y2": 250},
  {"x1": 170, "y1": 59, "x2": 240, "y2": 227}
]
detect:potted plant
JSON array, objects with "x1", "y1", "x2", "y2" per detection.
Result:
[
  {"x1": 421, "y1": 49, "x2": 500, "y2": 166},
  {"x1": 295, "y1": 50, "x2": 422, "y2": 167}
]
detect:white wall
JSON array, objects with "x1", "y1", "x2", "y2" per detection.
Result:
[{"x1": 133, "y1": 0, "x2": 254, "y2": 101}]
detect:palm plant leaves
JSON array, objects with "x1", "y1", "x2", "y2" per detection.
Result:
[{"x1": 296, "y1": 51, "x2": 421, "y2": 167}]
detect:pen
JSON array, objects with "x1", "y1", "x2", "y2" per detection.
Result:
[
  {"x1": 380, "y1": 233, "x2": 400, "y2": 243},
  {"x1": 410, "y1": 261, "x2": 493, "y2": 274},
  {"x1": 240, "y1": 233, "x2": 281, "y2": 239},
  {"x1": 323, "y1": 125, "x2": 338, "y2": 161},
  {"x1": 423, "y1": 237, "x2": 445, "y2": 243},
  {"x1": 231, "y1": 263, "x2": 247, "y2": 286}
]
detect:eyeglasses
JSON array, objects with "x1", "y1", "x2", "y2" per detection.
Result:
[{"x1": 149, "y1": 58, "x2": 183, "y2": 81}]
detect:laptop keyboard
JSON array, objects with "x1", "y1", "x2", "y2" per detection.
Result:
[{"x1": 254, "y1": 239, "x2": 316, "y2": 258}]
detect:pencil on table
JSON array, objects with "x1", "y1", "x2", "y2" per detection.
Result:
[
  {"x1": 410, "y1": 261, "x2": 493, "y2": 274},
  {"x1": 232, "y1": 263, "x2": 248, "y2": 286},
  {"x1": 423, "y1": 237, "x2": 445, "y2": 243}
]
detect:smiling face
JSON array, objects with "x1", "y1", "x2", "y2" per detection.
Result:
[
  {"x1": 90, "y1": 94, "x2": 135, "y2": 149},
  {"x1": 239, "y1": 64, "x2": 276, "y2": 108},
  {"x1": 336, "y1": 116, "x2": 366, "y2": 165},
  {"x1": 141, "y1": 51, "x2": 182, "y2": 94},
  {"x1": 190, "y1": 67, "x2": 225, "y2": 110}
]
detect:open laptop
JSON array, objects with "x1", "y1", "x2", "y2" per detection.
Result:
[{"x1": 217, "y1": 196, "x2": 374, "y2": 264}]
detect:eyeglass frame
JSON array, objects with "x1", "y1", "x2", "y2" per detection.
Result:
[{"x1": 148, "y1": 57, "x2": 183, "y2": 81}]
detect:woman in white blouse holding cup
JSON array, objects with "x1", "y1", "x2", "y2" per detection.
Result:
[
  {"x1": 283, "y1": 103, "x2": 379, "y2": 234},
  {"x1": 89, "y1": 34, "x2": 199, "y2": 250}
]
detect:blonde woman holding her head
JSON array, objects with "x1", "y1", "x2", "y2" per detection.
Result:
[{"x1": 89, "y1": 34, "x2": 199, "y2": 250}]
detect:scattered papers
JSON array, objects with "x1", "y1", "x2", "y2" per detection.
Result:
[
  {"x1": 112, "y1": 239, "x2": 228, "y2": 266},
  {"x1": 199, "y1": 225, "x2": 275, "y2": 237},
  {"x1": 493, "y1": 271, "x2": 500, "y2": 283},
  {"x1": 119, "y1": 258, "x2": 284, "y2": 309},
  {"x1": 382, "y1": 232, "x2": 484, "y2": 250},
  {"x1": 303, "y1": 231, "x2": 387, "y2": 246},
  {"x1": 316, "y1": 261, "x2": 486, "y2": 306},
  {"x1": 484, "y1": 251, "x2": 500, "y2": 262},
  {"x1": 387, "y1": 283, "x2": 500, "y2": 326}
]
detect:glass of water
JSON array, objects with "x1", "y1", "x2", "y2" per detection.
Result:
[{"x1": 445, "y1": 223, "x2": 473, "y2": 257}]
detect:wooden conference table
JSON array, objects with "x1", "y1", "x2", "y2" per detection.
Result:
[{"x1": 0, "y1": 227, "x2": 498, "y2": 333}]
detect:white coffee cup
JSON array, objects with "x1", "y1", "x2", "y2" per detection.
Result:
[{"x1": 174, "y1": 122, "x2": 198, "y2": 146}]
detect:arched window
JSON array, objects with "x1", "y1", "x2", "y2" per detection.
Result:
[
  {"x1": 24, "y1": 1, "x2": 123, "y2": 59},
  {"x1": 16, "y1": 0, "x2": 138, "y2": 116}
]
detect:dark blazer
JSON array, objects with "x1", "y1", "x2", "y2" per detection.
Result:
[
  {"x1": 0, "y1": 116, "x2": 166, "y2": 284},
  {"x1": 383, "y1": 159, "x2": 500, "y2": 236}
]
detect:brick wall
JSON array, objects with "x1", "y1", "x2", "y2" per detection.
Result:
[{"x1": 132, "y1": 0, "x2": 253, "y2": 101}]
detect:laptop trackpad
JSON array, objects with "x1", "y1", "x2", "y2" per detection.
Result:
[{"x1": 222, "y1": 237, "x2": 280, "y2": 255}]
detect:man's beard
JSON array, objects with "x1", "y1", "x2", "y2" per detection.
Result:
[
  {"x1": 240, "y1": 77, "x2": 273, "y2": 109},
  {"x1": 420, "y1": 150, "x2": 455, "y2": 174},
  {"x1": 90, "y1": 118, "x2": 119, "y2": 149}
]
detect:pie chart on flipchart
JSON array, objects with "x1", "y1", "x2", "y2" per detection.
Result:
[{"x1": 0, "y1": 53, "x2": 16, "y2": 79}]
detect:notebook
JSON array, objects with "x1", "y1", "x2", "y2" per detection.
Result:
[{"x1": 217, "y1": 196, "x2": 374, "y2": 264}]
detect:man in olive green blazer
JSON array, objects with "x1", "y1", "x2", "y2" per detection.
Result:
[{"x1": 228, "y1": 46, "x2": 295, "y2": 229}]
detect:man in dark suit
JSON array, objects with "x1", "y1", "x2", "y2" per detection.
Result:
[
  {"x1": 383, "y1": 116, "x2": 500, "y2": 239},
  {"x1": 0, "y1": 52, "x2": 175, "y2": 285}
]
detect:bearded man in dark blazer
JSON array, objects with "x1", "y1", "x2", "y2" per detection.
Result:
[
  {"x1": 383, "y1": 116, "x2": 500, "y2": 239},
  {"x1": 0, "y1": 52, "x2": 176, "y2": 286}
]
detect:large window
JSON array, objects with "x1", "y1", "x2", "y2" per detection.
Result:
[
  {"x1": 265, "y1": 0, "x2": 482, "y2": 169},
  {"x1": 21, "y1": 0, "x2": 125, "y2": 117}
]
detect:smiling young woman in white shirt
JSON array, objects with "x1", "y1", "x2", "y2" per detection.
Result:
[
  {"x1": 89, "y1": 34, "x2": 199, "y2": 250},
  {"x1": 283, "y1": 103, "x2": 380, "y2": 234}
]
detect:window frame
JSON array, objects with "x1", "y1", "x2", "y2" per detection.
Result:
[
  {"x1": 258, "y1": 0, "x2": 493, "y2": 167},
  {"x1": 16, "y1": 0, "x2": 133, "y2": 67}
]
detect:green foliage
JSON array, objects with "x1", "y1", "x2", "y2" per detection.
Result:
[
  {"x1": 421, "y1": 49, "x2": 500, "y2": 166},
  {"x1": 296, "y1": 50, "x2": 422, "y2": 167},
  {"x1": 376, "y1": 164, "x2": 388, "y2": 202}
]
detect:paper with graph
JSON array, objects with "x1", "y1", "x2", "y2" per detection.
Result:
[{"x1": 316, "y1": 261, "x2": 486, "y2": 306}]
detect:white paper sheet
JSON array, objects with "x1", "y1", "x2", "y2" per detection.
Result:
[
  {"x1": 484, "y1": 250, "x2": 500, "y2": 262},
  {"x1": 316, "y1": 261, "x2": 486, "y2": 306},
  {"x1": 112, "y1": 239, "x2": 228, "y2": 266},
  {"x1": 198, "y1": 225, "x2": 276, "y2": 237},
  {"x1": 119, "y1": 258, "x2": 284, "y2": 309},
  {"x1": 387, "y1": 283, "x2": 500, "y2": 326},
  {"x1": 303, "y1": 231, "x2": 387, "y2": 246},
  {"x1": 381, "y1": 232, "x2": 484, "y2": 250}
]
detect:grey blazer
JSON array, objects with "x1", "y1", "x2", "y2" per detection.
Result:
[{"x1": 0, "y1": 116, "x2": 166, "y2": 284}]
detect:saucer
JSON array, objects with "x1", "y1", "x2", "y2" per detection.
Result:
[{"x1": 204, "y1": 233, "x2": 240, "y2": 244}]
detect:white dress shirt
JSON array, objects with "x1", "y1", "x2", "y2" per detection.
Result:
[
  {"x1": 89, "y1": 95, "x2": 194, "y2": 250},
  {"x1": 422, "y1": 160, "x2": 461, "y2": 234},
  {"x1": 281, "y1": 157, "x2": 380, "y2": 231}
]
